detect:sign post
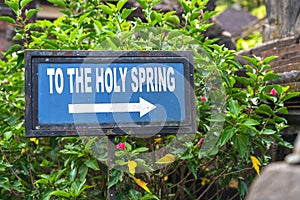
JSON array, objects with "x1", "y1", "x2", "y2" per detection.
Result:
[{"x1": 25, "y1": 50, "x2": 195, "y2": 199}]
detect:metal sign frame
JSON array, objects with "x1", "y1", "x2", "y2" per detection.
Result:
[{"x1": 25, "y1": 50, "x2": 196, "y2": 137}]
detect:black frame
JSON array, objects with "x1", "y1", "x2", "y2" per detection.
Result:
[{"x1": 25, "y1": 50, "x2": 196, "y2": 137}]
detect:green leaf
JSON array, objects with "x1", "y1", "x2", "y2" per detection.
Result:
[
  {"x1": 84, "y1": 159, "x2": 99, "y2": 170},
  {"x1": 69, "y1": 168, "x2": 77, "y2": 182},
  {"x1": 108, "y1": 169, "x2": 123, "y2": 188},
  {"x1": 117, "y1": 0, "x2": 128, "y2": 11},
  {"x1": 42, "y1": 39, "x2": 59, "y2": 48},
  {"x1": 228, "y1": 59, "x2": 243, "y2": 69},
  {"x1": 178, "y1": 0, "x2": 190, "y2": 13},
  {"x1": 241, "y1": 119, "x2": 259, "y2": 126},
  {"x1": 261, "y1": 129, "x2": 276, "y2": 135},
  {"x1": 26, "y1": 9, "x2": 40, "y2": 20},
  {"x1": 187, "y1": 161, "x2": 198, "y2": 179},
  {"x1": 190, "y1": 12, "x2": 200, "y2": 21},
  {"x1": 167, "y1": 15, "x2": 180, "y2": 25},
  {"x1": 152, "y1": 0, "x2": 162, "y2": 6},
  {"x1": 283, "y1": 92, "x2": 300, "y2": 101},
  {"x1": 21, "y1": 0, "x2": 32, "y2": 8},
  {"x1": 276, "y1": 107, "x2": 288, "y2": 114},
  {"x1": 229, "y1": 99, "x2": 241, "y2": 117},
  {"x1": 140, "y1": 194, "x2": 160, "y2": 200},
  {"x1": 235, "y1": 76, "x2": 249, "y2": 85},
  {"x1": 50, "y1": 190, "x2": 71, "y2": 198},
  {"x1": 203, "y1": 10, "x2": 218, "y2": 21},
  {"x1": 7, "y1": 116, "x2": 18, "y2": 126},
  {"x1": 218, "y1": 127, "x2": 235, "y2": 147},
  {"x1": 121, "y1": 8, "x2": 135, "y2": 20},
  {"x1": 5, "y1": 44, "x2": 21, "y2": 57},
  {"x1": 4, "y1": 131, "x2": 13, "y2": 140},
  {"x1": 48, "y1": 0, "x2": 66, "y2": 8},
  {"x1": 136, "y1": 0, "x2": 147, "y2": 9},
  {"x1": 93, "y1": 19, "x2": 103, "y2": 34},
  {"x1": 233, "y1": 134, "x2": 249, "y2": 158},
  {"x1": 256, "y1": 104, "x2": 273, "y2": 115},
  {"x1": 0, "y1": 177, "x2": 10, "y2": 191},
  {"x1": 5, "y1": 1, "x2": 19, "y2": 14},
  {"x1": 78, "y1": 165, "x2": 88, "y2": 182},
  {"x1": 263, "y1": 56, "x2": 278, "y2": 64},
  {"x1": 263, "y1": 72, "x2": 281, "y2": 81},
  {"x1": 132, "y1": 147, "x2": 149, "y2": 155},
  {"x1": 238, "y1": 180, "x2": 248, "y2": 198},
  {"x1": 0, "y1": 16, "x2": 15, "y2": 24},
  {"x1": 242, "y1": 56, "x2": 259, "y2": 66},
  {"x1": 99, "y1": 5, "x2": 113, "y2": 15}
]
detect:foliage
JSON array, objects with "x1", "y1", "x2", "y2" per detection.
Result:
[
  {"x1": 216, "y1": 0, "x2": 265, "y2": 12},
  {"x1": 236, "y1": 31, "x2": 262, "y2": 51},
  {"x1": 0, "y1": 0, "x2": 298, "y2": 199}
]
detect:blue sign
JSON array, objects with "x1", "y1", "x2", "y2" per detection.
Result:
[{"x1": 25, "y1": 51, "x2": 195, "y2": 137}]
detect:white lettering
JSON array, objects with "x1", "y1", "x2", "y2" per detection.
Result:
[
  {"x1": 131, "y1": 67, "x2": 138, "y2": 92},
  {"x1": 158, "y1": 67, "x2": 167, "y2": 92},
  {"x1": 167, "y1": 67, "x2": 175, "y2": 92},
  {"x1": 146, "y1": 67, "x2": 154, "y2": 92},
  {"x1": 55, "y1": 68, "x2": 64, "y2": 94},
  {"x1": 96, "y1": 68, "x2": 104, "y2": 92},
  {"x1": 138, "y1": 67, "x2": 146, "y2": 92},
  {"x1": 119, "y1": 68, "x2": 127, "y2": 92},
  {"x1": 113, "y1": 68, "x2": 120, "y2": 92},
  {"x1": 105, "y1": 68, "x2": 113, "y2": 93},
  {"x1": 67, "y1": 68, "x2": 75, "y2": 93},
  {"x1": 75, "y1": 68, "x2": 84, "y2": 93},
  {"x1": 84, "y1": 68, "x2": 92, "y2": 93},
  {"x1": 46, "y1": 68, "x2": 55, "y2": 94}
]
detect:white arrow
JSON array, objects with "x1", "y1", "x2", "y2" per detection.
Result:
[{"x1": 68, "y1": 97, "x2": 156, "y2": 117}]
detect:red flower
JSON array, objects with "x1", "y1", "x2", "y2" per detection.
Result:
[
  {"x1": 270, "y1": 88, "x2": 278, "y2": 96},
  {"x1": 200, "y1": 96, "x2": 207, "y2": 101},
  {"x1": 116, "y1": 142, "x2": 126, "y2": 150}
]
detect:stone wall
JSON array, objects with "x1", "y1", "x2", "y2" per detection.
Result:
[{"x1": 264, "y1": 0, "x2": 300, "y2": 42}]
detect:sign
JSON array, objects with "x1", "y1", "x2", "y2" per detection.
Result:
[{"x1": 25, "y1": 50, "x2": 195, "y2": 137}]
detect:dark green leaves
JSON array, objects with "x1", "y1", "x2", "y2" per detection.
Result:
[
  {"x1": 218, "y1": 127, "x2": 235, "y2": 147},
  {"x1": 233, "y1": 134, "x2": 249, "y2": 158},
  {"x1": 4, "y1": 44, "x2": 21, "y2": 57},
  {"x1": 228, "y1": 99, "x2": 241, "y2": 117},
  {"x1": 108, "y1": 169, "x2": 123, "y2": 188}
]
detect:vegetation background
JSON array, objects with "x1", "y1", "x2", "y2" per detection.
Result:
[{"x1": 0, "y1": 0, "x2": 298, "y2": 199}]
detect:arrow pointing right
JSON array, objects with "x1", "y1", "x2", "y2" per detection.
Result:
[{"x1": 68, "y1": 97, "x2": 156, "y2": 117}]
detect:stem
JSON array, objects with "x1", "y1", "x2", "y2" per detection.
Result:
[{"x1": 195, "y1": 163, "x2": 233, "y2": 200}]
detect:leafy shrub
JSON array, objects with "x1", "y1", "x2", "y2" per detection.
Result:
[{"x1": 0, "y1": 0, "x2": 298, "y2": 199}]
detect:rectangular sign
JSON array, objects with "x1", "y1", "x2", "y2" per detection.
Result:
[{"x1": 25, "y1": 50, "x2": 195, "y2": 137}]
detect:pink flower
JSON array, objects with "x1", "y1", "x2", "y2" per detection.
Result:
[
  {"x1": 196, "y1": 138, "x2": 204, "y2": 146},
  {"x1": 200, "y1": 10, "x2": 204, "y2": 18},
  {"x1": 116, "y1": 142, "x2": 126, "y2": 150},
  {"x1": 270, "y1": 88, "x2": 278, "y2": 96},
  {"x1": 200, "y1": 96, "x2": 207, "y2": 101}
]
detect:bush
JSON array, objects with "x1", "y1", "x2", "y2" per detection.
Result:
[{"x1": 0, "y1": 0, "x2": 298, "y2": 199}]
